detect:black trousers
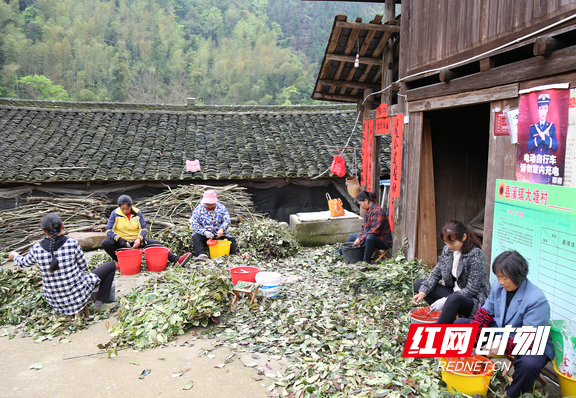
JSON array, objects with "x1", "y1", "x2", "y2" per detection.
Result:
[
  {"x1": 101, "y1": 237, "x2": 179, "y2": 263},
  {"x1": 91, "y1": 261, "x2": 116, "y2": 302},
  {"x1": 192, "y1": 233, "x2": 237, "y2": 257},
  {"x1": 414, "y1": 278, "x2": 475, "y2": 324}
]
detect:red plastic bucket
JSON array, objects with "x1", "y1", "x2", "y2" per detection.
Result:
[
  {"x1": 230, "y1": 266, "x2": 259, "y2": 285},
  {"x1": 143, "y1": 246, "x2": 169, "y2": 272},
  {"x1": 116, "y1": 248, "x2": 142, "y2": 275}
]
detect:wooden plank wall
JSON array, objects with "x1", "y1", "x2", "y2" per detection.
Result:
[
  {"x1": 483, "y1": 98, "x2": 519, "y2": 268},
  {"x1": 417, "y1": 119, "x2": 438, "y2": 267},
  {"x1": 406, "y1": 0, "x2": 576, "y2": 73},
  {"x1": 402, "y1": 112, "x2": 424, "y2": 260}
]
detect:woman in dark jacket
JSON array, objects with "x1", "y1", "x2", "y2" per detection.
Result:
[{"x1": 412, "y1": 220, "x2": 491, "y2": 324}]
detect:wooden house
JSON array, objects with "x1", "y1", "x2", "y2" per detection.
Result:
[
  {"x1": 0, "y1": 99, "x2": 391, "y2": 222},
  {"x1": 312, "y1": 0, "x2": 576, "y2": 267}
]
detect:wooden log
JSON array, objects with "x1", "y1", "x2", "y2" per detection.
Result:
[
  {"x1": 479, "y1": 57, "x2": 496, "y2": 71},
  {"x1": 439, "y1": 69, "x2": 460, "y2": 83},
  {"x1": 318, "y1": 80, "x2": 381, "y2": 91},
  {"x1": 326, "y1": 54, "x2": 382, "y2": 66},
  {"x1": 311, "y1": 92, "x2": 360, "y2": 103},
  {"x1": 417, "y1": 120, "x2": 438, "y2": 268},
  {"x1": 335, "y1": 21, "x2": 401, "y2": 33},
  {"x1": 533, "y1": 36, "x2": 562, "y2": 56},
  {"x1": 409, "y1": 84, "x2": 519, "y2": 112}
]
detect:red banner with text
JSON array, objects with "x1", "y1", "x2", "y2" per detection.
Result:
[{"x1": 389, "y1": 114, "x2": 403, "y2": 231}]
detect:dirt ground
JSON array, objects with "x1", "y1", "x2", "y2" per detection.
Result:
[
  {"x1": 0, "y1": 255, "x2": 279, "y2": 398},
  {"x1": 0, "y1": 253, "x2": 565, "y2": 398}
]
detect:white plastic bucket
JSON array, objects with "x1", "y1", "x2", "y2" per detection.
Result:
[{"x1": 255, "y1": 271, "x2": 282, "y2": 298}]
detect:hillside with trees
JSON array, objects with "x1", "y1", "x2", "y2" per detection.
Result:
[{"x1": 0, "y1": 0, "x2": 385, "y2": 105}]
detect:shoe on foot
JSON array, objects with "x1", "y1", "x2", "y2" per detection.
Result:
[
  {"x1": 194, "y1": 254, "x2": 210, "y2": 262},
  {"x1": 95, "y1": 302, "x2": 118, "y2": 312},
  {"x1": 177, "y1": 252, "x2": 192, "y2": 267}
]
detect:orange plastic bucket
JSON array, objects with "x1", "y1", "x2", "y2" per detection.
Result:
[
  {"x1": 230, "y1": 266, "x2": 259, "y2": 285},
  {"x1": 143, "y1": 246, "x2": 169, "y2": 272},
  {"x1": 116, "y1": 248, "x2": 142, "y2": 275},
  {"x1": 409, "y1": 307, "x2": 440, "y2": 324}
]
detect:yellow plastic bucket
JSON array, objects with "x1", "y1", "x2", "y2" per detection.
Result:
[
  {"x1": 208, "y1": 239, "x2": 231, "y2": 259},
  {"x1": 554, "y1": 361, "x2": 576, "y2": 398},
  {"x1": 439, "y1": 356, "x2": 493, "y2": 396}
]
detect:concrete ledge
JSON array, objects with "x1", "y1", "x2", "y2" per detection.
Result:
[{"x1": 290, "y1": 211, "x2": 363, "y2": 246}]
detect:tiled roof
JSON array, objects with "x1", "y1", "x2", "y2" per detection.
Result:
[{"x1": 0, "y1": 99, "x2": 391, "y2": 182}]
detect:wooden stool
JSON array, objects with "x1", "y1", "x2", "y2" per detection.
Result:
[
  {"x1": 230, "y1": 281, "x2": 262, "y2": 310},
  {"x1": 373, "y1": 248, "x2": 390, "y2": 261}
]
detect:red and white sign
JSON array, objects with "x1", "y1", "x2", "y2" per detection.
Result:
[
  {"x1": 494, "y1": 112, "x2": 509, "y2": 136},
  {"x1": 388, "y1": 114, "x2": 403, "y2": 231},
  {"x1": 403, "y1": 324, "x2": 478, "y2": 357},
  {"x1": 375, "y1": 116, "x2": 391, "y2": 136},
  {"x1": 403, "y1": 324, "x2": 551, "y2": 358}
]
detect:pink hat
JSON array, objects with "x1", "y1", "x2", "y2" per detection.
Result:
[{"x1": 201, "y1": 189, "x2": 218, "y2": 204}]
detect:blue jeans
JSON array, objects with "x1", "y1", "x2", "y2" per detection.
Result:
[{"x1": 345, "y1": 234, "x2": 390, "y2": 263}]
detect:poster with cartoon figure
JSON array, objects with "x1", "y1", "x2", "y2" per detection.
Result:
[{"x1": 516, "y1": 84, "x2": 570, "y2": 185}]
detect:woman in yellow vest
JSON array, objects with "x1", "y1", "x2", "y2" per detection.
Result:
[{"x1": 102, "y1": 195, "x2": 191, "y2": 268}]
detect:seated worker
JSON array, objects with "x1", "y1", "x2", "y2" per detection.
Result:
[
  {"x1": 412, "y1": 220, "x2": 491, "y2": 324},
  {"x1": 338, "y1": 191, "x2": 392, "y2": 263},
  {"x1": 9, "y1": 213, "x2": 116, "y2": 314},
  {"x1": 102, "y1": 195, "x2": 191, "y2": 267},
  {"x1": 189, "y1": 189, "x2": 238, "y2": 261},
  {"x1": 455, "y1": 250, "x2": 554, "y2": 398}
]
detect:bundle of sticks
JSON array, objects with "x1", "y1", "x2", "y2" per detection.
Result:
[
  {"x1": 0, "y1": 184, "x2": 261, "y2": 253},
  {"x1": 0, "y1": 195, "x2": 111, "y2": 252},
  {"x1": 135, "y1": 184, "x2": 262, "y2": 231}
]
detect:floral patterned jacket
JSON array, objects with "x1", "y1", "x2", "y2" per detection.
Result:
[{"x1": 189, "y1": 203, "x2": 232, "y2": 237}]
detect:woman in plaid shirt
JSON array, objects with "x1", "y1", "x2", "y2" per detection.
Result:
[
  {"x1": 340, "y1": 191, "x2": 392, "y2": 263},
  {"x1": 9, "y1": 214, "x2": 116, "y2": 315}
]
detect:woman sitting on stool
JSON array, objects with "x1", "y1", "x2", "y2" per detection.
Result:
[
  {"x1": 189, "y1": 189, "x2": 238, "y2": 261},
  {"x1": 9, "y1": 213, "x2": 116, "y2": 314},
  {"x1": 454, "y1": 250, "x2": 554, "y2": 398},
  {"x1": 412, "y1": 220, "x2": 491, "y2": 324},
  {"x1": 338, "y1": 191, "x2": 392, "y2": 263},
  {"x1": 102, "y1": 195, "x2": 191, "y2": 268}
]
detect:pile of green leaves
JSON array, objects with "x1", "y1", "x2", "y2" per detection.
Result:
[
  {"x1": 0, "y1": 267, "x2": 112, "y2": 341},
  {"x1": 209, "y1": 247, "x2": 440, "y2": 397},
  {"x1": 109, "y1": 268, "x2": 229, "y2": 350},
  {"x1": 236, "y1": 219, "x2": 299, "y2": 259},
  {"x1": 154, "y1": 226, "x2": 194, "y2": 256}
]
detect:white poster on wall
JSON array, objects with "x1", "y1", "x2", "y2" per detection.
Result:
[{"x1": 564, "y1": 88, "x2": 576, "y2": 187}]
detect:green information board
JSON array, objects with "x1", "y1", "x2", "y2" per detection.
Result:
[{"x1": 492, "y1": 179, "x2": 576, "y2": 321}]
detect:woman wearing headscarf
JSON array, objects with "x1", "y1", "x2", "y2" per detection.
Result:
[{"x1": 190, "y1": 189, "x2": 238, "y2": 261}]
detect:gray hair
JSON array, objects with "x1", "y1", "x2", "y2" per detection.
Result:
[{"x1": 492, "y1": 250, "x2": 529, "y2": 286}]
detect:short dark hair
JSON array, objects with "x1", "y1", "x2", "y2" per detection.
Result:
[
  {"x1": 356, "y1": 191, "x2": 377, "y2": 202},
  {"x1": 492, "y1": 250, "x2": 529, "y2": 286},
  {"x1": 117, "y1": 194, "x2": 133, "y2": 207},
  {"x1": 440, "y1": 220, "x2": 481, "y2": 254}
]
